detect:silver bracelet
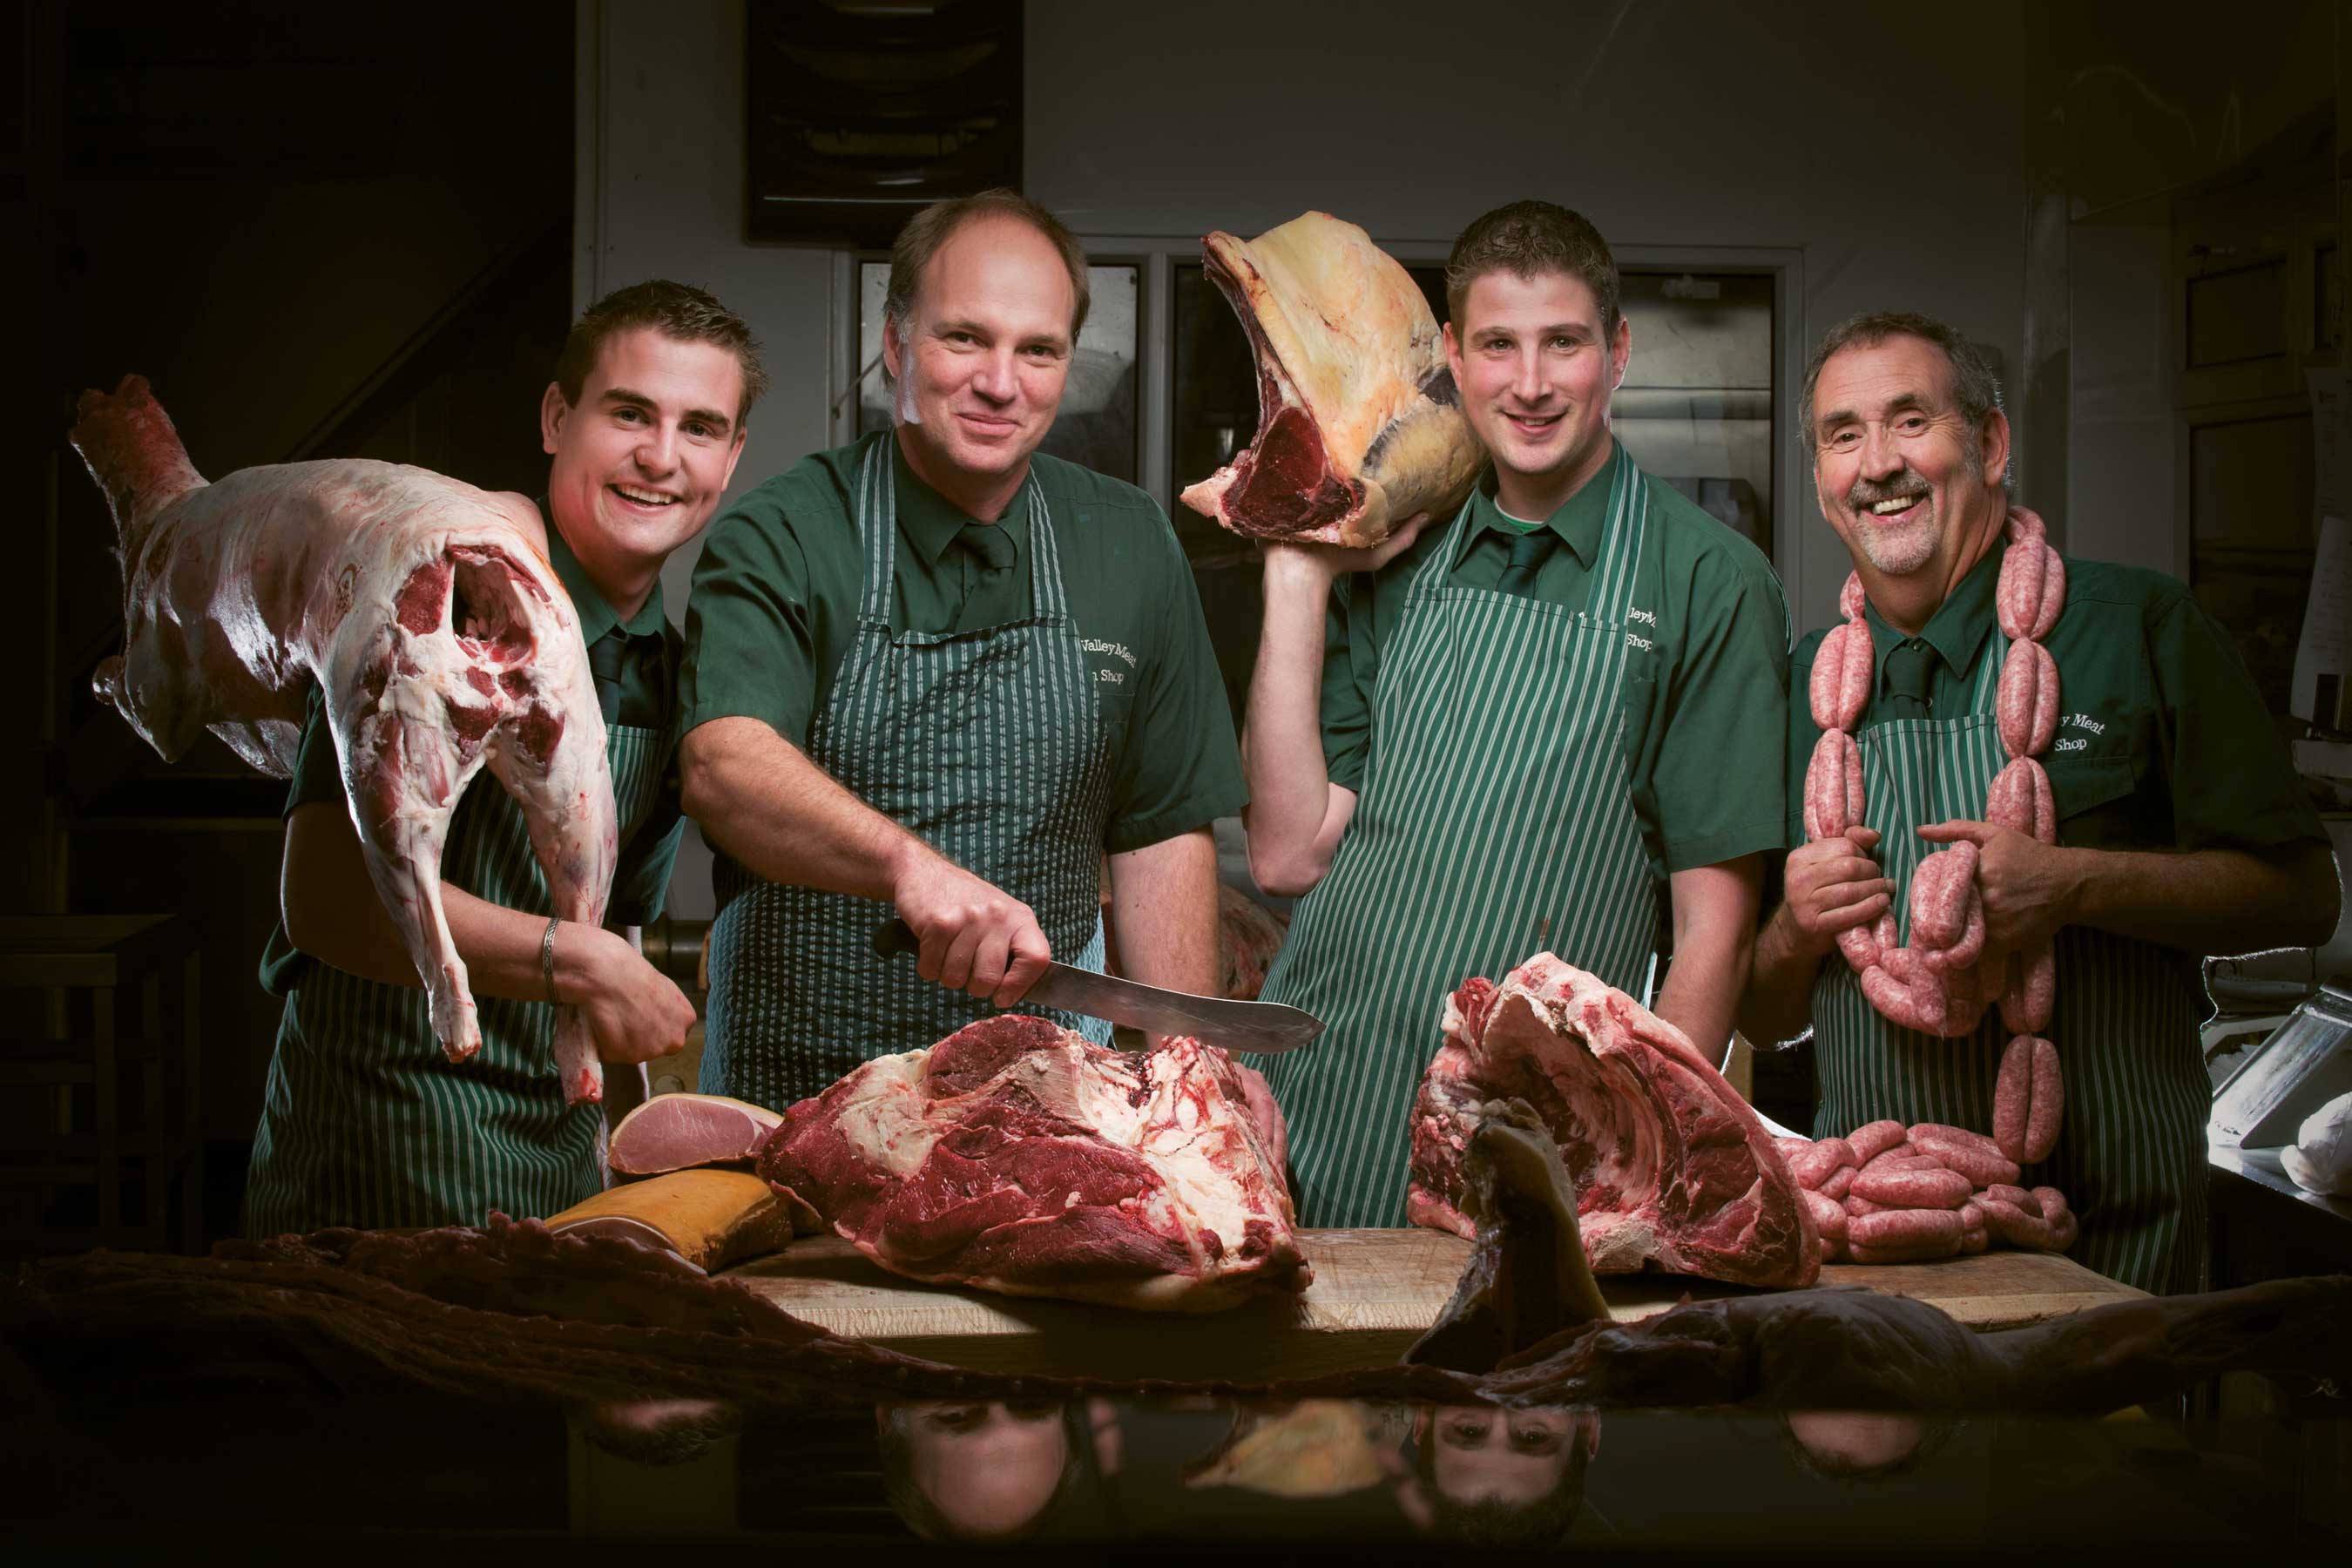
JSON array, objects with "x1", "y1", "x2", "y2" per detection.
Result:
[{"x1": 541, "y1": 916, "x2": 562, "y2": 1004}]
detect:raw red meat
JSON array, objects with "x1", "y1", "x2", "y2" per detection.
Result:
[
  {"x1": 72, "y1": 376, "x2": 618, "y2": 1099},
  {"x1": 1407, "y1": 953, "x2": 1818, "y2": 1288},
  {"x1": 756, "y1": 1017, "x2": 1309, "y2": 1311},
  {"x1": 1179, "y1": 212, "x2": 1484, "y2": 548}
]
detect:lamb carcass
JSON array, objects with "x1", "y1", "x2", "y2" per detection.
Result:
[
  {"x1": 1179, "y1": 211, "x2": 1484, "y2": 548},
  {"x1": 756, "y1": 1016, "x2": 1310, "y2": 1311},
  {"x1": 72, "y1": 375, "x2": 618, "y2": 1102},
  {"x1": 1408, "y1": 954, "x2": 1819, "y2": 1289}
]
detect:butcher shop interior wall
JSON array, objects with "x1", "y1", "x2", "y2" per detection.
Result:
[{"x1": 9, "y1": 0, "x2": 2348, "y2": 1254}]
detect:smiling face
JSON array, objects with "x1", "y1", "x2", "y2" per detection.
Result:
[
  {"x1": 540, "y1": 325, "x2": 746, "y2": 600},
  {"x1": 882, "y1": 213, "x2": 1076, "y2": 512},
  {"x1": 1443, "y1": 267, "x2": 1629, "y2": 517},
  {"x1": 1808, "y1": 334, "x2": 2008, "y2": 587}
]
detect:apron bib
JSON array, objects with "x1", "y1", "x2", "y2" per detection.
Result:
[
  {"x1": 1809, "y1": 631, "x2": 2208, "y2": 1294},
  {"x1": 1258, "y1": 449, "x2": 1658, "y2": 1227},
  {"x1": 243, "y1": 719, "x2": 672, "y2": 1234},
  {"x1": 702, "y1": 435, "x2": 1115, "y2": 1109}
]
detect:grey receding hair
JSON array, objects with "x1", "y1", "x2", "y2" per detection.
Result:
[
  {"x1": 881, "y1": 188, "x2": 1091, "y2": 389},
  {"x1": 1800, "y1": 310, "x2": 2010, "y2": 488}
]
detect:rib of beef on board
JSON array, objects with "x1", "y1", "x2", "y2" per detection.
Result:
[
  {"x1": 1179, "y1": 211, "x2": 1484, "y2": 548},
  {"x1": 755, "y1": 1016, "x2": 1309, "y2": 1311},
  {"x1": 1408, "y1": 953, "x2": 1819, "y2": 1288},
  {"x1": 71, "y1": 375, "x2": 618, "y2": 1101}
]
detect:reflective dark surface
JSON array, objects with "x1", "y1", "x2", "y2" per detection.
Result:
[{"x1": 8, "y1": 1375, "x2": 2347, "y2": 1553}]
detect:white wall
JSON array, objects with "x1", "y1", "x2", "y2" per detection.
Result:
[{"x1": 584, "y1": 0, "x2": 2034, "y2": 916}]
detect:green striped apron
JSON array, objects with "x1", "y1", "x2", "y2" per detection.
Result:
[
  {"x1": 701, "y1": 433, "x2": 1114, "y2": 1110},
  {"x1": 243, "y1": 720, "x2": 672, "y2": 1235},
  {"x1": 1257, "y1": 449, "x2": 1658, "y2": 1227},
  {"x1": 1809, "y1": 630, "x2": 2207, "y2": 1295}
]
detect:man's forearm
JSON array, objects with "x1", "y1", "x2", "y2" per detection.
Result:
[
  {"x1": 1241, "y1": 552, "x2": 1344, "y2": 896},
  {"x1": 2066, "y1": 840, "x2": 2340, "y2": 956},
  {"x1": 1737, "y1": 901, "x2": 1830, "y2": 1049},
  {"x1": 1109, "y1": 828, "x2": 1220, "y2": 996},
  {"x1": 680, "y1": 716, "x2": 926, "y2": 902},
  {"x1": 282, "y1": 805, "x2": 625, "y2": 1004},
  {"x1": 1655, "y1": 857, "x2": 1763, "y2": 1064}
]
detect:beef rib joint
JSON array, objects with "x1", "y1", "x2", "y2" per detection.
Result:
[
  {"x1": 72, "y1": 376, "x2": 618, "y2": 1101},
  {"x1": 1408, "y1": 954, "x2": 1819, "y2": 1289},
  {"x1": 755, "y1": 1016, "x2": 1309, "y2": 1311},
  {"x1": 1179, "y1": 212, "x2": 1484, "y2": 548}
]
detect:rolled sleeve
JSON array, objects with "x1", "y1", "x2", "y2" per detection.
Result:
[
  {"x1": 679, "y1": 493, "x2": 821, "y2": 746},
  {"x1": 1105, "y1": 539, "x2": 1248, "y2": 853},
  {"x1": 1647, "y1": 554, "x2": 1793, "y2": 870},
  {"x1": 284, "y1": 686, "x2": 345, "y2": 817},
  {"x1": 1318, "y1": 572, "x2": 1375, "y2": 794}
]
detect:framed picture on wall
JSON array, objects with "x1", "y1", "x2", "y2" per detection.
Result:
[{"x1": 855, "y1": 260, "x2": 1140, "y2": 484}]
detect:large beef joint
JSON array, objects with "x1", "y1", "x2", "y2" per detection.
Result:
[
  {"x1": 72, "y1": 376, "x2": 618, "y2": 1100},
  {"x1": 1179, "y1": 212, "x2": 1484, "y2": 548},
  {"x1": 756, "y1": 1016, "x2": 1309, "y2": 1311},
  {"x1": 1409, "y1": 954, "x2": 1819, "y2": 1288}
]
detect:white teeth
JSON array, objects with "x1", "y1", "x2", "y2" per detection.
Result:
[
  {"x1": 1870, "y1": 495, "x2": 1924, "y2": 515},
  {"x1": 613, "y1": 485, "x2": 676, "y2": 506}
]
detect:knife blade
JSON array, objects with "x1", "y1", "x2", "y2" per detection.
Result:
[{"x1": 869, "y1": 918, "x2": 1323, "y2": 1055}]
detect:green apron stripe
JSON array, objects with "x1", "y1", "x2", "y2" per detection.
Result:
[
  {"x1": 703, "y1": 436, "x2": 1115, "y2": 1109},
  {"x1": 1261, "y1": 445, "x2": 1659, "y2": 1226}
]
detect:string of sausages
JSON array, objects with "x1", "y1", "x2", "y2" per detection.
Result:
[
  {"x1": 1779, "y1": 1120, "x2": 2078, "y2": 1266},
  {"x1": 1802, "y1": 505, "x2": 2065, "y2": 1168}
]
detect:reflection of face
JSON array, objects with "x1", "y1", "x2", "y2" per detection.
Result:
[
  {"x1": 1808, "y1": 334, "x2": 2006, "y2": 583},
  {"x1": 1443, "y1": 268, "x2": 1628, "y2": 511},
  {"x1": 540, "y1": 326, "x2": 747, "y2": 594},
  {"x1": 882, "y1": 215, "x2": 1075, "y2": 500},
  {"x1": 1785, "y1": 1410, "x2": 1930, "y2": 1477},
  {"x1": 900, "y1": 1401, "x2": 1068, "y2": 1540},
  {"x1": 1426, "y1": 1405, "x2": 1576, "y2": 1508}
]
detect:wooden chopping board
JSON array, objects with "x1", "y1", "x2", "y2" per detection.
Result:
[{"x1": 724, "y1": 1228, "x2": 2142, "y2": 1380}]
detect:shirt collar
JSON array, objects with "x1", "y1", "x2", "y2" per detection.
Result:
[
  {"x1": 1470, "y1": 441, "x2": 1619, "y2": 568},
  {"x1": 892, "y1": 436, "x2": 1024, "y2": 565},
  {"x1": 1862, "y1": 542, "x2": 2003, "y2": 679},
  {"x1": 537, "y1": 497, "x2": 666, "y2": 645}
]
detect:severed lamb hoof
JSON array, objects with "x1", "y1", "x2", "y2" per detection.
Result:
[{"x1": 1403, "y1": 1099, "x2": 1612, "y2": 1374}]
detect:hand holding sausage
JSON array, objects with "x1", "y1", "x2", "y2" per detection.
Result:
[
  {"x1": 1914, "y1": 819, "x2": 2085, "y2": 969},
  {"x1": 1776, "y1": 828, "x2": 1896, "y2": 959}
]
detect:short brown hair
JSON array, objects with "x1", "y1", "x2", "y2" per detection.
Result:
[
  {"x1": 554, "y1": 279, "x2": 767, "y2": 427},
  {"x1": 884, "y1": 188, "x2": 1092, "y2": 352},
  {"x1": 1444, "y1": 201, "x2": 1621, "y2": 338},
  {"x1": 1801, "y1": 310, "x2": 2006, "y2": 483}
]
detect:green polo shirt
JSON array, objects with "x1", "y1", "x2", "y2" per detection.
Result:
[
  {"x1": 679, "y1": 435, "x2": 1247, "y2": 855},
  {"x1": 1321, "y1": 445, "x2": 1793, "y2": 880},
  {"x1": 1785, "y1": 546, "x2": 2327, "y2": 855},
  {"x1": 259, "y1": 516, "x2": 688, "y2": 995}
]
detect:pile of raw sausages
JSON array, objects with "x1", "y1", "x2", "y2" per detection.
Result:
[
  {"x1": 1803, "y1": 505, "x2": 2067, "y2": 1166},
  {"x1": 1780, "y1": 1120, "x2": 2078, "y2": 1266}
]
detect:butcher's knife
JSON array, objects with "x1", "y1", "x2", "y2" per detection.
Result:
[{"x1": 870, "y1": 918, "x2": 1323, "y2": 1055}]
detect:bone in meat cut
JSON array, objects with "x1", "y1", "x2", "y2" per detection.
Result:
[
  {"x1": 756, "y1": 1016, "x2": 1310, "y2": 1311},
  {"x1": 1179, "y1": 212, "x2": 1484, "y2": 548},
  {"x1": 72, "y1": 376, "x2": 618, "y2": 1102},
  {"x1": 1408, "y1": 953, "x2": 1819, "y2": 1288}
]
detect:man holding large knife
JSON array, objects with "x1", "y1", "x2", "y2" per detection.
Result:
[{"x1": 678, "y1": 190, "x2": 1247, "y2": 1107}]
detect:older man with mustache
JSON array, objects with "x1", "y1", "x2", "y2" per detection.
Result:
[{"x1": 1740, "y1": 310, "x2": 2338, "y2": 1294}]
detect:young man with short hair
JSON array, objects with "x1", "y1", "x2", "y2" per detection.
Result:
[{"x1": 243, "y1": 279, "x2": 762, "y2": 1234}]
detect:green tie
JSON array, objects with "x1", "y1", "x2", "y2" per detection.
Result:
[
  {"x1": 1882, "y1": 638, "x2": 1935, "y2": 720},
  {"x1": 1495, "y1": 528, "x2": 1557, "y2": 598},
  {"x1": 961, "y1": 522, "x2": 1017, "y2": 576},
  {"x1": 587, "y1": 632, "x2": 626, "y2": 727}
]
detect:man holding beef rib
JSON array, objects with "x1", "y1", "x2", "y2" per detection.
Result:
[
  {"x1": 678, "y1": 190, "x2": 1245, "y2": 1108},
  {"x1": 245, "y1": 280, "x2": 760, "y2": 1236},
  {"x1": 1242, "y1": 201, "x2": 1795, "y2": 1227},
  {"x1": 1739, "y1": 309, "x2": 2338, "y2": 1293}
]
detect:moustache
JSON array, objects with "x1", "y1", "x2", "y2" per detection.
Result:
[{"x1": 1847, "y1": 471, "x2": 1930, "y2": 509}]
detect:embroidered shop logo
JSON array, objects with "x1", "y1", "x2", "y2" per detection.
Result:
[
  {"x1": 2052, "y1": 713, "x2": 2106, "y2": 754},
  {"x1": 1624, "y1": 605, "x2": 1659, "y2": 652},
  {"x1": 1084, "y1": 638, "x2": 1137, "y2": 686}
]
